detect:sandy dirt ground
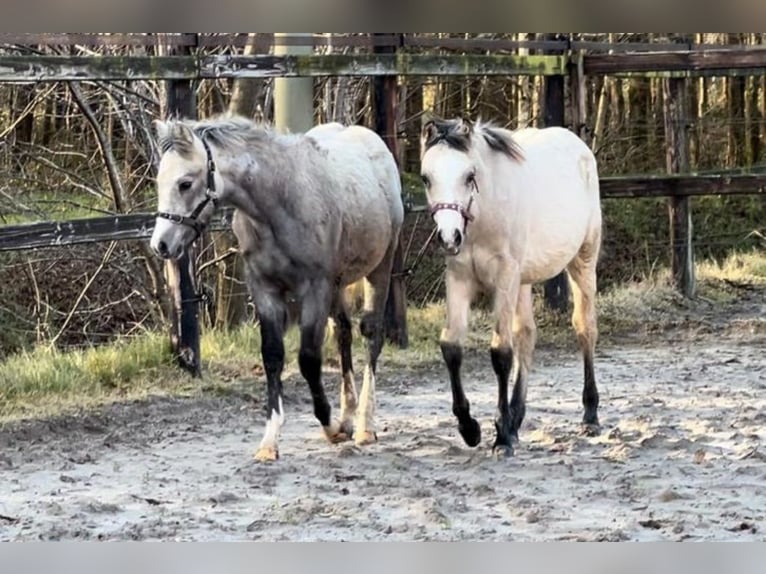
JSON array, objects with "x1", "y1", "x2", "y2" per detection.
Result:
[{"x1": 1, "y1": 325, "x2": 765, "y2": 541}]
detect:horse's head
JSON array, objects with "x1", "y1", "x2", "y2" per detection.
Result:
[
  {"x1": 419, "y1": 117, "x2": 479, "y2": 256},
  {"x1": 150, "y1": 119, "x2": 222, "y2": 260}
]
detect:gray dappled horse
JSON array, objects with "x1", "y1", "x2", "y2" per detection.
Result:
[{"x1": 150, "y1": 116, "x2": 403, "y2": 461}]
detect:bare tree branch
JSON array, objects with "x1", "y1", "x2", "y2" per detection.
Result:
[{"x1": 68, "y1": 81, "x2": 129, "y2": 212}]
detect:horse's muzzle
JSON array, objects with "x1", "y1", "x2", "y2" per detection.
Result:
[
  {"x1": 438, "y1": 228, "x2": 463, "y2": 256},
  {"x1": 153, "y1": 240, "x2": 169, "y2": 259},
  {"x1": 151, "y1": 238, "x2": 183, "y2": 260}
]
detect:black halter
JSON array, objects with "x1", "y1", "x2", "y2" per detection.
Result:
[{"x1": 156, "y1": 137, "x2": 219, "y2": 242}]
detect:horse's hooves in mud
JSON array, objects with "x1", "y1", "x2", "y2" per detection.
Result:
[
  {"x1": 580, "y1": 422, "x2": 601, "y2": 437},
  {"x1": 459, "y1": 417, "x2": 482, "y2": 447},
  {"x1": 254, "y1": 446, "x2": 279, "y2": 462},
  {"x1": 491, "y1": 444, "x2": 515, "y2": 459},
  {"x1": 323, "y1": 421, "x2": 352, "y2": 444},
  {"x1": 354, "y1": 430, "x2": 378, "y2": 446}
]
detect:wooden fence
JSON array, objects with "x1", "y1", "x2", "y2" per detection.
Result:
[
  {"x1": 3, "y1": 173, "x2": 764, "y2": 252},
  {"x1": 1, "y1": 33, "x2": 765, "y2": 372}
]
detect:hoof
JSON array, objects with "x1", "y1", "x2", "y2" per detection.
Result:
[
  {"x1": 323, "y1": 421, "x2": 352, "y2": 444},
  {"x1": 580, "y1": 422, "x2": 601, "y2": 437},
  {"x1": 458, "y1": 417, "x2": 481, "y2": 447},
  {"x1": 491, "y1": 443, "x2": 514, "y2": 459},
  {"x1": 254, "y1": 446, "x2": 279, "y2": 462},
  {"x1": 354, "y1": 429, "x2": 378, "y2": 446}
]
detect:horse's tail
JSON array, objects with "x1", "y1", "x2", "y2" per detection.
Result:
[{"x1": 578, "y1": 152, "x2": 600, "y2": 207}]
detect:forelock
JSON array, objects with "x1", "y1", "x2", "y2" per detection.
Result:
[{"x1": 422, "y1": 118, "x2": 472, "y2": 153}]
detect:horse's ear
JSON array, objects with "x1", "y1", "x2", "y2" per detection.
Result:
[
  {"x1": 171, "y1": 122, "x2": 195, "y2": 148},
  {"x1": 455, "y1": 117, "x2": 473, "y2": 136},
  {"x1": 153, "y1": 119, "x2": 170, "y2": 142},
  {"x1": 421, "y1": 120, "x2": 438, "y2": 144}
]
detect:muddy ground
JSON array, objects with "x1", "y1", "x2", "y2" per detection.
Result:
[{"x1": 1, "y1": 297, "x2": 765, "y2": 541}]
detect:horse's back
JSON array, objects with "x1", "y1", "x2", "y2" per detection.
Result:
[
  {"x1": 493, "y1": 126, "x2": 601, "y2": 283},
  {"x1": 306, "y1": 122, "x2": 404, "y2": 284},
  {"x1": 508, "y1": 126, "x2": 600, "y2": 212},
  {"x1": 307, "y1": 122, "x2": 403, "y2": 223}
]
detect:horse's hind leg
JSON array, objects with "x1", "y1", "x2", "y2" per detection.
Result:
[
  {"x1": 509, "y1": 284, "x2": 537, "y2": 443},
  {"x1": 332, "y1": 292, "x2": 357, "y2": 437},
  {"x1": 567, "y1": 239, "x2": 601, "y2": 436},
  {"x1": 300, "y1": 279, "x2": 349, "y2": 443},
  {"x1": 355, "y1": 243, "x2": 396, "y2": 446}
]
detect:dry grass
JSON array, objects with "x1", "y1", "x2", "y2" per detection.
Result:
[{"x1": 2, "y1": 249, "x2": 765, "y2": 423}]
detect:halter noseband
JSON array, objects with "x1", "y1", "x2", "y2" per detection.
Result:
[
  {"x1": 155, "y1": 137, "x2": 219, "y2": 241},
  {"x1": 429, "y1": 177, "x2": 479, "y2": 226}
]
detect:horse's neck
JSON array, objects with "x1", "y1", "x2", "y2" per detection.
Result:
[{"x1": 218, "y1": 138, "x2": 298, "y2": 218}]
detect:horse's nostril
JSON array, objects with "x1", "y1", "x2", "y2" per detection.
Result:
[
  {"x1": 454, "y1": 230, "x2": 462, "y2": 247},
  {"x1": 157, "y1": 241, "x2": 169, "y2": 257}
]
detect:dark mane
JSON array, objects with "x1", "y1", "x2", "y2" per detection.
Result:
[
  {"x1": 422, "y1": 118, "x2": 472, "y2": 152},
  {"x1": 481, "y1": 125, "x2": 524, "y2": 160},
  {"x1": 422, "y1": 116, "x2": 524, "y2": 161}
]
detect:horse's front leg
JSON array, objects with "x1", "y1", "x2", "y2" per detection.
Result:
[
  {"x1": 441, "y1": 271, "x2": 480, "y2": 447},
  {"x1": 300, "y1": 279, "x2": 349, "y2": 443},
  {"x1": 490, "y1": 260, "x2": 521, "y2": 458},
  {"x1": 509, "y1": 284, "x2": 536, "y2": 443},
  {"x1": 252, "y1": 290, "x2": 288, "y2": 462}
]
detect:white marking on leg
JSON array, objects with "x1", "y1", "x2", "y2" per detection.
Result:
[
  {"x1": 354, "y1": 365, "x2": 376, "y2": 445},
  {"x1": 258, "y1": 397, "x2": 284, "y2": 452},
  {"x1": 340, "y1": 370, "x2": 357, "y2": 431}
]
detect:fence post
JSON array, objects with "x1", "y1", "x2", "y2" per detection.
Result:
[
  {"x1": 663, "y1": 76, "x2": 696, "y2": 297},
  {"x1": 541, "y1": 33, "x2": 570, "y2": 314},
  {"x1": 164, "y1": 36, "x2": 202, "y2": 376},
  {"x1": 373, "y1": 33, "x2": 408, "y2": 349},
  {"x1": 273, "y1": 33, "x2": 314, "y2": 133}
]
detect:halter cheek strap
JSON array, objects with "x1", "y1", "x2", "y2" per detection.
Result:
[
  {"x1": 429, "y1": 179, "x2": 479, "y2": 226},
  {"x1": 156, "y1": 137, "x2": 219, "y2": 242}
]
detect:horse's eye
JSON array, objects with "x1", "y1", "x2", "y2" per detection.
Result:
[
  {"x1": 178, "y1": 181, "x2": 193, "y2": 192},
  {"x1": 421, "y1": 174, "x2": 430, "y2": 188},
  {"x1": 466, "y1": 172, "x2": 476, "y2": 185}
]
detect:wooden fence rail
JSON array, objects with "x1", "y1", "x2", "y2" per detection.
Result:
[
  {"x1": 2, "y1": 173, "x2": 766, "y2": 252},
  {"x1": 1, "y1": 50, "x2": 766, "y2": 82}
]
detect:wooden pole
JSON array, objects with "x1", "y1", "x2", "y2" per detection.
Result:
[
  {"x1": 373, "y1": 33, "x2": 408, "y2": 349},
  {"x1": 663, "y1": 76, "x2": 696, "y2": 297},
  {"x1": 273, "y1": 33, "x2": 314, "y2": 132},
  {"x1": 541, "y1": 33, "x2": 570, "y2": 314},
  {"x1": 273, "y1": 33, "x2": 315, "y2": 324},
  {"x1": 163, "y1": 35, "x2": 202, "y2": 376}
]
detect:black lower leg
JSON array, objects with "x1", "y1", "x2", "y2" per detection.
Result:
[
  {"x1": 582, "y1": 352, "x2": 599, "y2": 427},
  {"x1": 490, "y1": 347, "x2": 514, "y2": 452},
  {"x1": 509, "y1": 371, "x2": 527, "y2": 441},
  {"x1": 360, "y1": 312, "x2": 383, "y2": 375},
  {"x1": 336, "y1": 310, "x2": 354, "y2": 379},
  {"x1": 441, "y1": 342, "x2": 481, "y2": 447},
  {"x1": 260, "y1": 318, "x2": 284, "y2": 417},
  {"x1": 299, "y1": 326, "x2": 331, "y2": 427}
]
